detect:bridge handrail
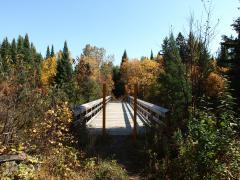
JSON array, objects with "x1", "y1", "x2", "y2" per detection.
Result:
[
  {"x1": 74, "y1": 96, "x2": 111, "y2": 123},
  {"x1": 128, "y1": 96, "x2": 169, "y2": 124}
]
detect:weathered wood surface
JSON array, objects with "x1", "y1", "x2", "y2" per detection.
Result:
[
  {"x1": 87, "y1": 102, "x2": 146, "y2": 135},
  {"x1": 129, "y1": 96, "x2": 169, "y2": 125},
  {"x1": 0, "y1": 153, "x2": 27, "y2": 163},
  {"x1": 73, "y1": 96, "x2": 111, "y2": 124}
]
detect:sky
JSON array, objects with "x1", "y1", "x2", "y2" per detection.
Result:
[{"x1": 0, "y1": 0, "x2": 239, "y2": 65}]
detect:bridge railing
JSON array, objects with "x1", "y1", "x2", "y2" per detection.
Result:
[
  {"x1": 74, "y1": 96, "x2": 111, "y2": 124},
  {"x1": 128, "y1": 96, "x2": 169, "y2": 125}
]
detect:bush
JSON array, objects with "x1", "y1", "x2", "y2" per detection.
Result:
[
  {"x1": 94, "y1": 160, "x2": 128, "y2": 180},
  {"x1": 173, "y1": 110, "x2": 240, "y2": 179}
]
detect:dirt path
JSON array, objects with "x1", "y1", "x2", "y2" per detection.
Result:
[{"x1": 87, "y1": 135, "x2": 147, "y2": 179}]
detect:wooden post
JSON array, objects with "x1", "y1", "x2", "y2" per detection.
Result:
[
  {"x1": 133, "y1": 84, "x2": 137, "y2": 141},
  {"x1": 102, "y1": 83, "x2": 106, "y2": 135}
]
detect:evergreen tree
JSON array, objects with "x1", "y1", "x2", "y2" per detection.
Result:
[
  {"x1": 150, "y1": 50, "x2": 154, "y2": 60},
  {"x1": 24, "y1": 35, "x2": 32, "y2": 63},
  {"x1": 112, "y1": 66, "x2": 125, "y2": 97},
  {"x1": 0, "y1": 55, "x2": 3, "y2": 74},
  {"x1": 62, "y1": 41, "x2": 70, "y2": 60},
  {"x1": 219, "y1": 16, "x2": 240, "y2": 101},
  {"x1": 232, "y1": 17, "x2": 240, "y2": 39},
  {"x1": 46, "y1": 46, "x2": 50, "y2": 58},
  {"x1": 160, "y1": 33, "x2": 191, "y2": 122},
  {"x1": 0, "y1": 38, "x2": 11, "y2": 72},
  {"x1": 176, "y1": 32, "x2": 188, "y2": 64},
  {"x1": 11, "y1": 39, "x2": 17, "y2": 64},
  {"x1": 30, "y1": 43, "x2": 37, "y2": 54},
  {"x1": 55, "y1": 41, "x2": 73, "y2": 86},
  {"x1": 0, "y1": 38, "x2": 11, "y2": 60},
  {"x1": 17, "y1": 35, "x2": 24, "y2": 54},
  {"x1": 23, "y1": 34, "x2": 30, "y2": 49},
  {"x1": 119, "y1": 50, "x2": 129, "y2": 96},
  {"x1": 121, "y1": 50, "x2": 128, "y2": 65},
  {"x1": 50, "y1": 45, "x2": 55, "y2": 57}
]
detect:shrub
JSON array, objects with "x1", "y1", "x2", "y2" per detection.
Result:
[{"x1": 94, "y1": 160, "x2": 128, "y2": 180}]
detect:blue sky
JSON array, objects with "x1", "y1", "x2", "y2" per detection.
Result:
[{"x1": 0, "y1": 0, "x2": 239, "y2": 65}]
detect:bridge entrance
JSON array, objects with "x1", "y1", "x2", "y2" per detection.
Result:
[{"x1": 74, "y1": 84, "x2": 169, "y2": 138}]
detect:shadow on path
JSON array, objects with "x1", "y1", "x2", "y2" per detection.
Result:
[
  {"x1": 124, "y1": 102, "x2": 146, "y2": 126},
  {"x1": 121, "y1": 102, "x2": 132, "y2": 130}
]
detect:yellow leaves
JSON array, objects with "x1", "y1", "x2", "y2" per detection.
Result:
[
  {"x1": 18, "y1": 144, "x2": 25, "y2": 151},
  {"x1": 49, "y1": 140, "x2": 55, "y2": 144},
  {"x1": 40, "y1": 56, "x2": 57, "y2": 86},
  {"x1": 76, "y1": 55, "x2": 114, "y2": 95},
  {"x1": 27, "y1": 102, "x2": 73, "y2": 153},
  {"x1": 0, "y1": 145, "x2": 7, "y2": 154},
  {"x1": 100, "y1": 62, "x2": 114, "y2": 94},
  {"x1": 11, "y1": 148, "x2": 17, "y2": 152},
  {"x1": 121, "y1": 59, "x2": 160, "y2": 93},
  {"x1": 31, "y1": 145, "x2": 37, "y2": 150},
  {"x1": 26, "y1": 155, "x2": 40, "y2": 164},
  {"x1": 47, "y1": 109, "x2": 55, "y2": 114}
]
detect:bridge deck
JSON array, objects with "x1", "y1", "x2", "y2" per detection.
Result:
[{"x1": 87, "y1": 102, "x2": 146, "y2": 135}]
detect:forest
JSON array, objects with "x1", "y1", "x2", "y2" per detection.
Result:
[{"x1": 0, "y1": 2, "x2": 240, "y2": 180}]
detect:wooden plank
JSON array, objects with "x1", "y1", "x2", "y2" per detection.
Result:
[
  {"x1": 87, "y1": 102, "x2": 145, "y2": 135},
  {"x1": 133, "y1": 84, "x2": 137, "y2": 141},
  {"x1": 129, "y1": 96, "x2": 169, "y2": 117},
  {"x1": 0, "y1": 153, "x2": 27, "y2": 163},
  {"x1": 73, "y1": 96, "x2": 111, "y2": 117},
  {"x1": 102, "y1": 84, "x2": 106, "y2": 135}
]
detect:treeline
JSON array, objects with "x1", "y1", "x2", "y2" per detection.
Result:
[
  {"x1": 114, "y1": 13, "x2": 240, "y2": 179},
  {"x1": 0, "y1": 35, "x2": 116, "y2": 178},
  {"x1": 0, "y1": 5, "x2": 240, "y2": 180}
]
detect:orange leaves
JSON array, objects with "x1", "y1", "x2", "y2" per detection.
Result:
[
  {"x1": 40, "y1": 56, "x2": 57, "y2": 86},
  {"x1": 204, "y1": 72, "x2": 225, "y2": 97},
  {"x1": 189, "y1": 60, "x2": 226, "y2": 97}
]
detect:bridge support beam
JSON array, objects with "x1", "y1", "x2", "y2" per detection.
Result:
[{"x1": 102, "y1": 83, "x2": 106, "y2": 135}]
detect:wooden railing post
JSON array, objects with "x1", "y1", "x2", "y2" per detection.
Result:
[
  {"x1": 102, "y1": 83, "x2": 106, "y2": 135},
  {"x1": 133, "y1": 84, "x2": 137, "y2": 141}
]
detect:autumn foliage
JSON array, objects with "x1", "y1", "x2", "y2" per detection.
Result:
[
  {"x1": 41, "y1": 56, "x2": 57, "y2": 86},
  {"x1": 121, "y1": 59, "x2": 160, "y2": 94}
]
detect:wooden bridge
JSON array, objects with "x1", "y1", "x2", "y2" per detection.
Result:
[{"x1": 74, "y1": 85, "x2": 169, "y2": 137}]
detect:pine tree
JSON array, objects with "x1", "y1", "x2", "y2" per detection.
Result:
[
  {"x1": 121, "y1": 50, "x2": 128, "y2": 65},
  {"x1": 23, "y1": 34, "x2": 32, "y2": 63},
  {"x1": 17, "y1": 35, "x2": 24, "y2": 54},
  {"x1": 46, "y1": 46, "x2": 50, "y2": 58},
  {"x1": 23, "y1": 34, "x2": 30, "y2": 49},
  {"x1": 30, "y1": 43, "x2": 37, "y2": 54},
  {"x1": 220, "y1": 16, "x2": 240, "y2": 101},
  {"x1": 232, "y1": 17, "x2": 240, "y2": 39},
  {"x1": 160, "y1": 33, "x2": 191, "y2": 121},
  {"x1": 176, "y1": 32, "x2": 188, "y2": 64},
  {"x1": 11, "y1": 39, "x2": 17, "y2": 64},
  {"x1": 62, "y1": 41, "x2": 70, "y2": 60},
  {"x1": 51, "y1": 45, "x2": 55, "y2": 57},
  {"x1": 0, "y1": 38, "x2": 11, "y2": 60},
  {"x1": 150, "y1": 50, "x2": 154, "y2": 60},
  {"x1": 55, "y1": 41, "x2": 73, "y2": 86},
  {"x1": 0, "y1": 38, "x2": 12, "y2": 72}
]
